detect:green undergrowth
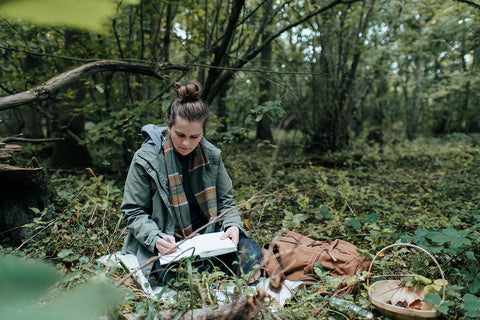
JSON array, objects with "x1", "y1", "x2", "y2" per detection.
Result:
[{"x1": 1, "y1": 133, "x2": 479, "y2": 319}]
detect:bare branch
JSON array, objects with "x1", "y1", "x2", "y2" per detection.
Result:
[
  {"x1": 205, "y1": 0, "x2": 362, "y2": 104},
  {"x1": 0, "y1": 60, "x2": 188, "y2": 111},
  {"x1": 0, "y1": 136, "x2": 65, "y2": 143},
  {"x1": 456, "y1": 0, "x2": 480, "y2": 10}
]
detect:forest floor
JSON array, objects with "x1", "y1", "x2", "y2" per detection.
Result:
[{"x1": 1, "y1": 133, "x2": 479, "y2": 319}]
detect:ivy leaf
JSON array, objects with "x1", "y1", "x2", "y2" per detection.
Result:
[
  {"x1": 434, "y1": 279, "x2": 448, "y2": 286},
  {"x1": 347, "y1": 218, "x2": 361, "y2": 230},
  {"x1": 463, "y1": 293, "x2": 480, "y2": 317},
  {"x1": 424, "y1": 293, "x2": 441, "y2": 305},
  {"x1": 414, "y1": 229, "x2": 431, "y2": 245},
  {"x1": 437, "y1": 301, "x2": 454, "y2": 314},
  {"x1": 415, "y1": 275, "x2": 431, "y2": 285},
  {"x1": 427, "y1": 232, "x2": 449, "y2": 244},
  {"x1": 468, "y1": 278, "x2": 480, "y2": 295},
  {"x1": 466, "y1": 251, "x2": 477, "y2": 261},
  {"x1": 315, "y1": 205, "x2": 329, "y2": 219},
  {"x1": 114, "y1": 137, "x2": 125, "y2": 145},
  {"x1": 415, "y1": 228, "x2": 429, "y2": 238},
  {"x1": 313, "y1": 261, "x2": 325, "y2": 273},
  {"x1": 365, "y1": 212, "x2": 378, "y2": 223},
  {"x1": 446, "y1": 230, "x2": 471, "y2": 249},
  {"x1": 29, "y1": 207, "x2": 41, "y2": 214},
  {"x1": 426, "y1": 279, "x2": 448, "y2": 293},
  {"x1": 21, "y1": 223, "x2": 36, "y2": 228},
  {"x1": 58, "y1": 249, "x2": 73, "y2": 259},
  {"x1": 474, "y1": 215, "x2": 480, "y2": 227}
]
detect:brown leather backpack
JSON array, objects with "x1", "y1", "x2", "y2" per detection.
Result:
[{"x1": 262, "y1": 231, "x2": 371, "y2": 292}]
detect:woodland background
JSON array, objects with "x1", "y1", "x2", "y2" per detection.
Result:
[{"x1": 0, "y1": 0, "x2": 479, "y2": 319}]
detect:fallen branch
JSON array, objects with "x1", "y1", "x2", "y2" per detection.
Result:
[
  {"x1": 0, "y1": 60, "x2": 188, "y2": 111},
  {"x1": 158, "y1": 288, "x2": 269, "y2": 320},
  {"x1": 0, "y1": 136, "x2": 64, "y2": 143}
]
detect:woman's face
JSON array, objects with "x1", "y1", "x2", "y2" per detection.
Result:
[{"x1": 169, "y1": 116, "x2": 203, "y2": 156}]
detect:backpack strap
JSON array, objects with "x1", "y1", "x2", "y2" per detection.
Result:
[{"x1": 262, "y1": 242, "x2": 286, "y2": 292}]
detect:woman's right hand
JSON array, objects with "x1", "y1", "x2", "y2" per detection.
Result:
[{"x1": 155, "y1": 234, "x2": 177, "y2": 254}]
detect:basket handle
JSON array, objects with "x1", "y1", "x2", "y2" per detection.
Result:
[{"x1": 366, "y1": 243, "x2": 446, "y2": 303}]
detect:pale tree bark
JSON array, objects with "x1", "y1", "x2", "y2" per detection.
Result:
[
  {"x1": 468, "y1": 29, "x2": 480, "y2": 132},
  {"x1": 334, "y1": 0, "x2": 376, "y2": 149},
  {"x1": 458, "y1": 35, "x2": 470, "y2": 132},
  {"x1": 406, "y1": 12, "x2": 425, "y2": 140}
]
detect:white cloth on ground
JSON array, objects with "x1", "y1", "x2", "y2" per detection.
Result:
[{"x1": 98, "y1": 251, "x2": 303, "y2": 305}]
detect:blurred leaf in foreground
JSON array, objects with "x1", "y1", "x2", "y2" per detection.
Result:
[
  {"x1": 0, "y1": 255, "x2": 122, "y2": 320},
  {"x1": 0, "y1": 0, "x2": 137, "y2": 32},
  {"x1": 0, "y1": 255, "x2": 61, "y2": 310}
]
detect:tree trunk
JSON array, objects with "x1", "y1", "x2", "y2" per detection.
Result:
[
  {"x1": 406, "y1": 13, "x2": 425, "y2": 140},
  {"x1": 163, "y1": 2, "x2": 173, "y2": 62},
  {"x1": 467, "y1": 30, "x2": 480, "y2": 132},
  {"x1": 203, "y1": 0, "x2": 245, "y2": 105},
  {"x1": 217, "y1": 86, "x2": 229, "y2": 132},
  {"x1": 0, "y1": 165, "x2": 55, "y2": 246},
  {"x1": 256, "y1": 1, "x2": 273, "y2": 142},
  {"x1": 50, "y1": 30, "x2": 92, "y2": 168},
  {"x1": 20, "y1": 53, "x2": 43, "y2": 138}
]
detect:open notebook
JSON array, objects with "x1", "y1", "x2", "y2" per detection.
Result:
[{"x1": 158, "y1": 231, "x2": 237, "y2": 265}]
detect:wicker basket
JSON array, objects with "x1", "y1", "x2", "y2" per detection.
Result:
[{"x1": 367, "y1": 244, "x2": 446, "y2": 320}]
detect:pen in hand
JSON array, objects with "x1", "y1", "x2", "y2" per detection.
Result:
[{"x1": 156, "y1": 234, "x2": 177, "y2": 255}]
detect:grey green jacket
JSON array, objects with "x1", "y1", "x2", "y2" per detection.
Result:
[{"x1": 120, "y1": 125, "x2": 246, "y2": 275}]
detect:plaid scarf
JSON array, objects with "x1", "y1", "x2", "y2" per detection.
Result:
[{"x1": 163, "y1": 132, "x2": 217, "y2": 237}]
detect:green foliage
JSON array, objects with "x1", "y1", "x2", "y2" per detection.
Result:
[
  {"x1": 0, "y1": 0, "x2": 479, "y2": 317},
  {"x1": 406, "y1": 228, "x2": 475, "y2": 256},
  {"x1": 213, "y1": 100, "x2": 285, "y2": 147},
  {"x1": 15, "y1": 170, "x2": 124, "y2": 264},
  {"x1": 464, "y1": 293, "x2": 480, "y2": 318},
  {"x1": 79, "y1": 99, "x2": 161, "y2": 170},
  {"x1": 230, "y1": 135, "x2": 480, "y2": 318},
  {"x1": 2, "y1": 134, "x2": 480, "y2": 318}
]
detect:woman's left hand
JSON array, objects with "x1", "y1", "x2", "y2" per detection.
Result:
[{"x1": 221, "y1": 226, "x2": 240, "y2": 246}]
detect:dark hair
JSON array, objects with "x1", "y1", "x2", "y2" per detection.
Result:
[{"x1": 166, "y1": 80, "x2": 209, "y2": 129}]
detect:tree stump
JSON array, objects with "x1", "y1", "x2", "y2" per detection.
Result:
[
  {"x1": 0, "y1": 142, "x2": 22, "y2": 161},
  {"x1": 0, "y1": 143, "x2": 55, "y2": 246}
]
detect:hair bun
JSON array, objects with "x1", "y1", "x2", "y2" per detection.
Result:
[{"x1": 175, "y1": 80, "x2": 202, "y2": 103}]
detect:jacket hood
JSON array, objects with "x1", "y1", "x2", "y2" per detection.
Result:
[{"x1": 141, "y1": 124, "x2": 167, "y2": 151}]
